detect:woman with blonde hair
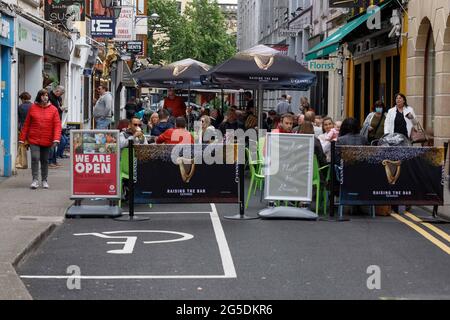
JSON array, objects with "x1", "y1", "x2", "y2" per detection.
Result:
[{"x1": 199, "y1": 115, "x2": 216, "y2": 144}]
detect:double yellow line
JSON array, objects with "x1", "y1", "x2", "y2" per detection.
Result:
[{"x1": 391, "y1": 212, "x2": 450, "y2": 255}]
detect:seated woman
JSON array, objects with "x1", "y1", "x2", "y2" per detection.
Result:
[
  {"x1": 318, "y1": 117, "x2": 338, "y2": 162},
  {"x1": 298, "y1": 121, "x2": 327, "y2": 168},
  {"x1": 337, "y1": 117, "x2": 368, "y2": 146}
]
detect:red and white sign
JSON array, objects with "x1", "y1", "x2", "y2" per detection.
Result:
[
  {"x1": 114, "y1": 6, "x2": 134, "y2": 42},
  {"x1": 71, "y1": 130, "x2": 120, "y2": 198}
]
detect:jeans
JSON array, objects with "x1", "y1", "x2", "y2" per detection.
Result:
[
  {"x1": 95, "y1": 118, "x2": 111, "y2": 129},
  {"x1": 57, "y1": 133, "x2": 68, "y2": 157},
  {"x1": 30, "y1": 145, "x2": 50, "y2": 181},
  {"x1": 48, "y1": 146, "x2": 57, "y2": 164}
]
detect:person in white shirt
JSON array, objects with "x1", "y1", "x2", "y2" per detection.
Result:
[
  {"x1": 119, "y1": 117, "x2": 148, "y2": 149},
  {"x1": 384, "y1": 93, "x2": 417, "y2": 139}
]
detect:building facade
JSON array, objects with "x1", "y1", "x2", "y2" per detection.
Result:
[{"x1": 407, "y1": 0, "x2": 450, "y2": 148}]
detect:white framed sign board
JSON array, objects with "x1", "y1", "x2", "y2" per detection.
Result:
[{"x1": 264, "y1": 133, "x2": 315, "y2": 202}]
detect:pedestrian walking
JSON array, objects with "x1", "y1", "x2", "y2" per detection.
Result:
[
  {"x1": 48, "y1": 86, "x2": 66, "y2": 167},
  {"x1": 93, "y1": 85, "x2": 113, "y2": 129},
  {"x1": 361, "y1": 101, "x2": 386, "y2": 144},
  {"x1": 276, "y1": 94, "x2": 292, "y2": 115},
  {"x1": 18, "y1": 92, "x2": 33, "y2": 131},
  {"x1": 384, "y1": 93, "x2": 417, "y2": 140},
  {"x1": 19, "y1": 89, "x2": 61, "y2": 189}
]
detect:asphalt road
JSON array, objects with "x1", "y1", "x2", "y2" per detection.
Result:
[{"x1": 17, "y1": 197, "x2": 450, "y2": 300}]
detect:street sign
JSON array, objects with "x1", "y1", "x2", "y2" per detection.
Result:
[
  {"x1": 91, "y1": 17, "x2": 116, "y2": 38},
  {"x1": 278, "y1": 28, "x2": 299, "y2": 37},
  {"x1": 308, "y1": 59, "x2": 337, "y2": 72}
]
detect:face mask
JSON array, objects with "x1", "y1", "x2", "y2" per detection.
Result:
[
  {"x1": 375, "y1": 108, "x2": 383, "y2": 113},
  {"x1": 42, "y1": 96, "x2": 49, "y2": 103}
]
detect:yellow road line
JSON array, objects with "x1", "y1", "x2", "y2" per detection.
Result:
[
  {"x1": 404, "y1": 212, "x2": 450, "y2": 243},
  {"x1": 390, "y1": 213, "x2": 450, "y2": 255}
]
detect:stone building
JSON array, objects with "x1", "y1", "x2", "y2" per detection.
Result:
[{"x1": 406, "y1": 0, "x2": 450, "y2": 148}]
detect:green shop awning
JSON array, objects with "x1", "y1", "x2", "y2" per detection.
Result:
[{"x1": 305, "y1": 1, "x2": 391, "y2": 61}]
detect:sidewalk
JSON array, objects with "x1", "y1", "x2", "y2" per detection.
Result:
[{"x1": 0, "y1": 159, "x2": 71, "y2": 300}]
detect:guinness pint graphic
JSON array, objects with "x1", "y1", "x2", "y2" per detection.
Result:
[
  {"x1": 133, "y1": 144, "x2": 239, "y2": 204},
  {"x1": 338, "y1": 146, "x2": 445, "y2": 206}
]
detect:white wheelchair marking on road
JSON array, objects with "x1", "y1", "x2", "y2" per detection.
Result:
[
  {"x1": 20, "y1": 204, "x2": 237, "y2": 279},
  {"x1": 73, "y1": 230, "x2": 194, "y2": 254}
]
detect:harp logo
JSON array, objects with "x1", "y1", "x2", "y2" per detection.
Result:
[
  {"x1": 382, "y1": 160, "x2": 402, "y2": 185},
  {"x1": 176, "y1": 158, "x2": 196, "y2": 183}
]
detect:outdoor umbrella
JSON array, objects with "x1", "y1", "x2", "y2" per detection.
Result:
[
  {"x1": 133, "y1": 58, "x2": 211, "y2": 89},
  {"x1": 201, "y1": 45, "x2": 316, "y2": 91},
  {"x1": 201, "y1": 45, "x2": 316, "y2": 128}
]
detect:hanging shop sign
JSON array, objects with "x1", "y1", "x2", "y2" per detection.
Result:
[
  {"x1": 16, "y1": 16, "x2": 44, "y2": 56},
  {"x1": 337, "y1": 146, "x2": 445, "y2": 206},
  {"x1": 91, "y1": 16, "x2": 116, "y2": 38},
  {"x1": 0, "y1": 14, "x2": 14, "y2": 47},
  {"x1": 308, "y1": 59, "x2": 337, "y2": 72},
  {"x1": 124, "y1": 41, "x2": 143, "y2": 55},
  {"x1": 44, "y1": 30, "x2": 71, "y2": 61},
  {"x1": 70, "y1": 130, "x2": 120, "y2": 198},
  {"x1": 114, "y1": 6, "x2": 134, "y2": 42},
  {"x1": 44, "y1": 0, "x2": 86, "y2": 30}
]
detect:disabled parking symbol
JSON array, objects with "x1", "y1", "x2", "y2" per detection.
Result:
[{"x1": 74, "y1": 230, "x2": 194, "y2": 254}]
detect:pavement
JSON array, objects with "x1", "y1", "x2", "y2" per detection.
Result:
[
  {"x1": 0, "y1": 157, "x2": 449, "y2": 300},
  {"x1": 0, "y1": 158, "x2": 71, "y2": 300}
]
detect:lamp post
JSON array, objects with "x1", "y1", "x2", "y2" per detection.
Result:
[{"x1": 147, "y1": 13, "x2": 160, "y2": 62}]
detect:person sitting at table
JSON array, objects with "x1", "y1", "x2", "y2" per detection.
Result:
[
  {"x1": 119, "y1": 116, "x2": 148, "y2": 149},
  {"x1": 156, "y1": 117, "x2": 194, "y2": 145}
]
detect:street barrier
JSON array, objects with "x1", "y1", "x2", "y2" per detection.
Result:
[
  {"x1": 125, "y1": 142, "x2": 256, "y2": 220},
  {"x1": 330, "y1": 142, "x2": 449, "y2": 220}
]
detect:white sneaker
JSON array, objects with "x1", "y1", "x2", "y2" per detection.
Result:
[
  {"x1": 30, "y1": 180, "x2": 39, "y2": 189},
  {"x1": 42, "y1": 180, "x2": 49, "y2": 189}
]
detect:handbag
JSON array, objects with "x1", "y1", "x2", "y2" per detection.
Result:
[
  {"x1": 15, "y1": 142, "x2": 28, "y2": 169},
  {"x1": 410, "y1": 121, "x2": 428, "y2": 144}
]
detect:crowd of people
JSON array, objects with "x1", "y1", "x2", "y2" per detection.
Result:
[{"x1": 119, "y1": 90, "x2": 419, "y2": 153}]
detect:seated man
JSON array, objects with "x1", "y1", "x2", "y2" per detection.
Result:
[
  {"x1": 151, "y1": 108, "x2": 174, "y2": 136},
  {"x1": 156, "y1": 117, "x2": 194, "y2": 145},
  {"x1": 272, "y1": 113, "x2": 295, "y2": 134},
  {"x1": 119, "y1": 116, "x2": 148, "y2": 149}
]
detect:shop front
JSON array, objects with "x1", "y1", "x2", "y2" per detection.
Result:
[
  {"x1": 44, "y1": 29, "x2": 70, "y2": 120},
  {"x1": 16, "y1": 15, "x2": 44, "y2": 101},
  {"x1": 0, "y1": 13, "x2": 14, "y2": 176}
]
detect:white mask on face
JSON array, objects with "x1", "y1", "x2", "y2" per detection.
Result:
[{"x1": 42, "y1": 96, "x2": 49, "y2": 103}]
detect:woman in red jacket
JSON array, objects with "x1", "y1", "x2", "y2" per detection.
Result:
[{"x1": 19, "y1": 89, "x2": 61, "y2": 189}]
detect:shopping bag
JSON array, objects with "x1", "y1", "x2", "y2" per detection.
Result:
[{"x1": 15, "y1": 143, "x2": 28, "y2": 169}]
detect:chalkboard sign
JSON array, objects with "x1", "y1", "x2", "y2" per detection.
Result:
[{"x1": 264, "y1": 133, "x2": 314, "y2": 201}]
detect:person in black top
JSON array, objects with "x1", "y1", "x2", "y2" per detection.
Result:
[
  {"x1": 394, "y1": 108, "x2": 408, "y2": 138},
  {"x1": 48, "y1": 86, "x2": 65, "y2": 167},
  {"x1": 18, "y1": 92, "x2": 32, "y2": 131},
  {"x1": 244, "y1": 91, "x2": 254, "y2": 109},
  {"x1": 124, "y1": 97, "x2": 138, "y2": 120}
]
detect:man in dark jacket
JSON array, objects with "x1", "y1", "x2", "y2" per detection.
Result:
[
  {"x1": 151, "y1": 108, "x2": 174, "y2": 136},
  {"x1": 48, "y1": 86, "x2": 65, "y2": 167}
]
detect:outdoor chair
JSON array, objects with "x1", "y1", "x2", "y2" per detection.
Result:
[
  {"x1": 312, "y1": 156, "x2": 330, "y2": 216},
  {"x1": 245, "y1": 147, "x2": 264, "y2": 208}
]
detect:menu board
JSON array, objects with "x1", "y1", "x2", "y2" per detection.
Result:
[{"x1": 264, "y1": 133, "x2": 314, "y2": 201}]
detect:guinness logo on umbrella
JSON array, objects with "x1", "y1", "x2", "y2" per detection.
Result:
[
  {"x1": 173, "y1": 65, "x2": 189, "y2": 76},
  {"x1": 382, "y1": 160, "x2": 401, "y2": 185},
  {"x1": 254, "y1": 55, "x2": 275, "y2": 70},
  {"x1": 176, "y1": 157, "x2": 196, "y2": 183}
]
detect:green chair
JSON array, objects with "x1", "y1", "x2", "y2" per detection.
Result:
[
  {"x1": 312, "y1": 156, "x2": 330, "y2": 216},
  {"x1": 245, "y1": 147, "x2": 264, "y2": 209}
]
